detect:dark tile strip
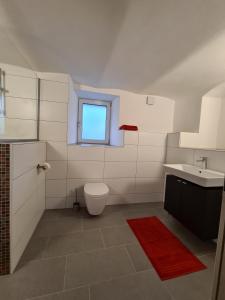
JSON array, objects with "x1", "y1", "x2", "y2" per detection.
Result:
[{"x1": 0, "y1": 144, "x2": 10, "y2": 275}]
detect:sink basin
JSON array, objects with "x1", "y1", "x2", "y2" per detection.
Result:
[{"x1": 164, "y1": 164, "x2": 224, "y2": 187}]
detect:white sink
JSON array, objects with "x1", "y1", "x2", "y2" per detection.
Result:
[{"x1": 164, "y1": 164, "x2": 224, "y2": 187}]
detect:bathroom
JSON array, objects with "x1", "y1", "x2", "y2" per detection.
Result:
[{"x1": 0, "y1": 1, "x2": 225, "y2": 299}]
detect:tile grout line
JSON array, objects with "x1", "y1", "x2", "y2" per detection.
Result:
[
  {"x1": 123, "y1": 244, "x2": 137, "y2": 273},
  {"x1": 162, "y1": 283, "x2": 176, "y2": 300},
  {"x1": 30, "y1": 269, "x2": 154, "y2": 300},
  {"x1": 63, "y1": 255, "x2": 68, "y2": 289},
  {"x1": 24, "y1": 242, "x2": 138, "y2": 264},
  {"x1": 88, "y1": 286, "x2": 91, "y2": 300},
  {"x1": 99, "y1": 228, "x2": 106, "y2": 249},
  {"x1": 26, "y1": 285, "x2": 91, "y2": 300}
]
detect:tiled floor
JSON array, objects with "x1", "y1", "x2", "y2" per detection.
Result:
[{"x1": 0, "y1": 203, "x2": 216, "y2": 300}]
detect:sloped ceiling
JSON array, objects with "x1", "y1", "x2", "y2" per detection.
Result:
[{"x1": 1, "y1": 0, "x2": 225, "y2": 101}]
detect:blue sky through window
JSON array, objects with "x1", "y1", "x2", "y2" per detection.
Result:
[{"x1": 82, "y1": 103, "x2": 107, "y2": 140}]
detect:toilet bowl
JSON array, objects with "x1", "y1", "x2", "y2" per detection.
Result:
[{"x1": 84, "y1": 183, "x2": 109, "y2": 215}]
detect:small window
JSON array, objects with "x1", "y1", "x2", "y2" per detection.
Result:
[{"x1": 78, "y1": 99, "x2": 111, "y2": 144}]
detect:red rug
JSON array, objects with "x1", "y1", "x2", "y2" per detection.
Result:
[{"x1": 127, "y1": 216, "x2": 206, "y2": 280}]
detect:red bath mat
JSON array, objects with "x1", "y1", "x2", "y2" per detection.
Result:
[{"x1": 127, "y1": 216, "x2": 206, "y2": 280}]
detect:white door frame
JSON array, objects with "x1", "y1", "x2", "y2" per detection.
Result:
[{"x1": 212, "y1": 193, "x2": 225, "y2": 300}]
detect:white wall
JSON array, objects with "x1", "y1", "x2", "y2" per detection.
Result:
[
  {"x1": 47, "y1": 131, "x2": 167, "y2": 208},
  {"x1": 39, "y1": 77, "x2": 175, "y2": 208},
  {"x1": 81, "y1": 85, "x2": 175, "y2": 133},
  {"x1": 10, "y1": 142, "x2": 46, "y2": 272}
]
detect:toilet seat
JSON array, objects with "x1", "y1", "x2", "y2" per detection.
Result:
[{"x1": 84, "y1": 183, "x2": 109, "y2": 197}]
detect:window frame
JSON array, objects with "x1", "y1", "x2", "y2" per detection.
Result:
[{"x1": 77, "y1": 98, "x2": 111, "y2": 145}]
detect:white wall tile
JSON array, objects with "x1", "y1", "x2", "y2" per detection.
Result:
[
  {"x1": 0, "y1": 63, "x2": 37, "y2": 78},
  {"x1": 136, "y1": 162, "x2": 163, "y2": 178},
  {"x1": 37, "y1": 72, "x2": 69, "y2": 83},
  {"x1": 6, "y1": 74, "x2": 37, "y2": 99},
  {"x1": 12, "y1": 142, "x2": 46, "y2": 178},
  {"x1": 166, "y1": 147, "x2": 194, "y2": 164},
  {"x1": 68, "y1": 161, "x2": 104, "y2": 179},
  {"x1": 46, "y1": 179, "x2": 67, "y2": 197},
  {"x1": 39, "y1": 121, "x2": 67, "y2": 141},
  {"x1": 125, "y1": 193, "x2": 163, "y2": 203},
  {"x1": 40, "y1": 101, "x2": 68, "y2": 122},
  {"x1": 46, "y1": 197, "x2": 67, "y2": 209},
  {"x1": 6, "y1": 97, "x2": 37, "y2": 120},
  {"x1": 12, "y1": 168, "x2": 39, "y2": 213},
  {"x1": 194, "y1": 149, "x2": 225, "y2": 173},
  {"x1": 104, "y1": 178, "x2": 135, "y2": 194},
  {"x1": 68, "y1": 145, "x2": 105, "y2": 161},
  {"x1": 137, "y1": 146, "x2": 166, "y2": 162},
  {"x1": 105, "y1": 145, "x2": 137, "y2": 161},
  {"x1": 12, "y1": 192, "x2": 34, "y2": 248},
  {"x1": 106, "y1": 194, "x2": 128, "y2": 205},
  {"x1": 135, "y1": 178, "x2": 164, "y2": 194},
  {"x1": 1, "y1": 118, "x2": 37, "y2": 140},
  {"x1": 104, "y1": 162, "x2": 136, "y2": 178},
  {"x1": 40, "y1": 80, "x2": 68, "y2": 102},
  {"x1": 124, "y1": 131, "x2": 138, "y2": 145},
  {"x1": 46, "y1": 142, "x2": 67, "y2": 161},
  {"x1": 167, "y1": 133, "x2": 180, "y2": 147},
  {"x1": 46, "y1": 161, "x2": 67, "y2": 179},
  {"x1": 10, "y1": 142, "x2": 46, "y2": 258},
  {"x1": 138, "y1": 132, "x2": 167, "y2": 146},
  {"x1": 67, "y1": 178, "x2": 100, "y2": 198},
  {"x1": 106, "y1": 193, "x2": 162, "y2": 205}
]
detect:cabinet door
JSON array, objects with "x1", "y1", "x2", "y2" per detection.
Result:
[
  {"x1": 164, "y1": 175, "x2": 182, "y2": 219},
  {"x1": 180, "y1": 180, "x2": 205, "y2": 236}
]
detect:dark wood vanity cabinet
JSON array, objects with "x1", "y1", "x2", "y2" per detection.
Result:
[{"x1": 164, "y1": 175, "x2": 223, "y2": 240}]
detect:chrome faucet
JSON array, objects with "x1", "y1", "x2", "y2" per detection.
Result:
[{"x1": 196, "y1": 156, "x2": 208, "y2": 169}]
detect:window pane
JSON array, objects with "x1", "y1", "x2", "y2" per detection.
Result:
[{"x1": 82, "y1": 103, "x2": 107, "y2": 141}]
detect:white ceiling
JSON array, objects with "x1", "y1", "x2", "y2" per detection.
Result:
[{"x1": 1, "y1": 0, "x2": 225, "y2": 101}]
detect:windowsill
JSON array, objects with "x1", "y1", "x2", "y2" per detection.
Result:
[{"x1": 69, "y1": 143, "x2": 124, "y2": 148}]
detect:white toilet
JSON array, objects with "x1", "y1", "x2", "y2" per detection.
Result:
[{"x1": 84, "y1": 183, "x2": 109, "y2": 215}]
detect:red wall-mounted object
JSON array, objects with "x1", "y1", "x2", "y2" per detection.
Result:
[{"x1": 119, "y1": 125, "x2": 138, "y2": 131}]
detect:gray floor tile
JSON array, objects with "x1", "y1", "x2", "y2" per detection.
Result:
[
  {"x1": 83, "y1": 210, "x2": 125, "y2": 230},
  {"x1": 101, "y1": 225, "x2": 137, "y2": 247},
  {"x1": 90, "y1": 269, "x2": 172, "y2": 300},
  {"x1": 42, "y1": 209, "x2": 84, "y2": 221},
  {"x1": 126, "y1": 243, "x2": 152, "y2": 271},
  {"x1": 0, "y1": 257, "x2": 66, "y2": 300},
  {"x1": 161, "y1": 216, "x2": 216, "y2": 255},
  {"x1": 29, "y1": 286, "x2": 89, "y2": 300},
  {"x1": 164, "y1": 254, "x2": 215, "y2": 300},
  {"x1": 65, "y1": 246, "x2": 134, "y2": 288},
  {"x1": 0, "y1": 203, "x2": 217, "y2": 300},
  {"x1": 42, "y1": 230, "x2": 104, "y2": 258},
  {"x1": 122, "y1": 206, "x2": 158, "y2": 219},
  {"x1": 34, "y1": 218, "x2": 82, "y2": 238},
  {"x1": 20, "y1": 236, "x2": 49, "y2": 262}
]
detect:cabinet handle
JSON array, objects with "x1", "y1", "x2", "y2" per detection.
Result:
[
  {"x1": 177, "y1": 179, "x2": 182, "y2": 183},
  {"x1": 182, "y1": 181, "x2": 187, "y2": 185}
]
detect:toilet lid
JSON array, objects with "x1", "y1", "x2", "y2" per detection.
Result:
[{"x1": 84, "y1": 183, "x2": 109, "y2": 196}]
